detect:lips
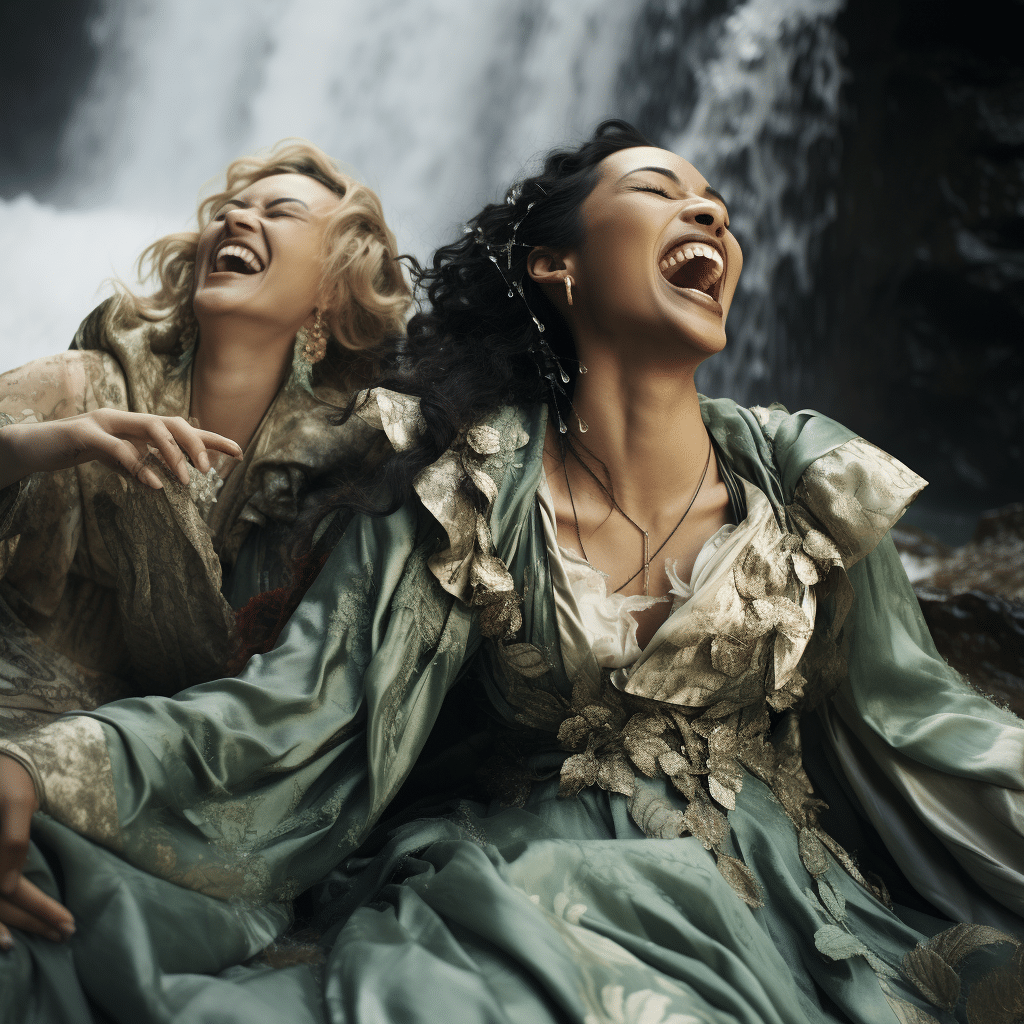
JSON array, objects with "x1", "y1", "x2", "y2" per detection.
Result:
[
  {"x1": 212, "y1": 241, "x2": 265, "y2": 275},
  {"x1": 658, "y1": 235, "x2": 725, "y2": 304}
]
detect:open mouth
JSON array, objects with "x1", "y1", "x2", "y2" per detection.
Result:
[
  {"x1": 213, "y1": 243, "x2": 265, "y2": 275},
  {"x1": 659, "y1": 240, "x2": 724, "y2": 302}
]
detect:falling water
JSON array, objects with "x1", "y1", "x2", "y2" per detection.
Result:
[
  {"x1": 0, "y1": 0, "x2": 847, "y2": 396},
  {"x1": 619, "y1": 0, "x2": 846, "y2": 405}
]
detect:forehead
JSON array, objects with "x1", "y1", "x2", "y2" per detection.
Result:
[
  {"x1": 596, "y1": 147, "x2": 708, "y2": 190},
  {"x1": 231, "y1": 172, "x2": 341, "y2": 210}
]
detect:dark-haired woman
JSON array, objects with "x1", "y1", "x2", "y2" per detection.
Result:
[{"x1": 2, "y1": 123, "x2": 1022, "y2": 1023}]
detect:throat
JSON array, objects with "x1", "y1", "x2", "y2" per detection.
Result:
[{"x1": 189, "y1": 344, "x2": 291, "y2": 451}]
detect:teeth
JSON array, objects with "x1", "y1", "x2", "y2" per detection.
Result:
[
  {"x1": 659, "y1": 241, "x2": 724, "y2": 285},
  {"x1": 216, "y1": 244, "x2": 264, "y2": 273}
]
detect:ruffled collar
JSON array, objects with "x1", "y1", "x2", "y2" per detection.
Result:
[
  {"x1": 79, "y1": 309, "x2": 376, "y2": 563},
  {"x1": 355, "y1": 388, "x2": 531, "y2": 639}
]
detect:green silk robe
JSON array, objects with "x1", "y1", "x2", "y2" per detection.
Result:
[{"x1": 1, "y1": 395, "x2": 1022, "y2": 1024}]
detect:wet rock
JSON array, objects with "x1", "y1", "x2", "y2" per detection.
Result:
[
  {"x1": 914, "y1": 588, "x2": 1024, "y2": 718},
  {"x1": 913, "y1": 503, "x2": 1024, "y2": 602},
  {"x1": 895, "y1": 504, "x2": 1024, "y2": 716}
]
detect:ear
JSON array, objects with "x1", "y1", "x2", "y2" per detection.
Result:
[{"x1": 526, "y1": 247, "x2": 570, "y2": 287}]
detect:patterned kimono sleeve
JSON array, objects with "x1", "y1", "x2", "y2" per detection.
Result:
[{"x1": 0, "y1": 497, "x2": 480, "y2": 902}]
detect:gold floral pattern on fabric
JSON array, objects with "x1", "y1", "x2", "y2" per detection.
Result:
[
  {"x1": 493, "y1": 441, "x2": 923, "y2": 905},
  {"x1": 356, "y1": 389, "x2": 530, "y2": 639},
  {"x1": 0, "y1": 305, "x2": 376, "y2": 714},
  {"x1": 790, "y1": 436, "x2": 926, "y2": 570},
  {"x1": 91, "y1": 458, "x2": 239, "y2": 693},
  {"x1": 0, "y1": 716, "x2": 120, "y2": 849}
]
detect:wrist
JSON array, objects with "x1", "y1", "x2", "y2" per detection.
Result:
[{"x1": 0, "y1": 420, "x2": 45, "y2": 490}]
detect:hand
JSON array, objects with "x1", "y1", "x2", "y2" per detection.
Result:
[
  {"x1": 0, "y1": 876, "x2": 75, "y2": 951},
  {"x1": 0, "y1": 754, "x2": 37, "y2": 899},
  {"x1": 0, "y1": 410, "x2": 244, "y2": 491},
  {"x1": 0, "y1": 754, "x2": 73, "y2": 950}
]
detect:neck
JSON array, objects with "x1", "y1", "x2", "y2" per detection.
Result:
[
  {"x1": 189, "y1": 318, "x2": 295, "y2": 450},
  {"x1": 563, "y1": 345, "x2": 710, "y2": 525}
]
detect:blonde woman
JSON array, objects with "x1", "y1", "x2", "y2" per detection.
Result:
[{"x1": 0, "y1": 141, "x2": 410, "y2": 736}]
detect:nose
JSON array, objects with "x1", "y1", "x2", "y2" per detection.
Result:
[
  {"x1": 224, "y1": 206, "x2": 259, "y2": 233},
  {"x1": 681, "y1": 197, "x2": 726, "y2": 238}
]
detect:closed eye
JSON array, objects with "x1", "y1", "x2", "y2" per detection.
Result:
[{"x1": 628, "y1": 184, "x2": 673, "y2": 199}]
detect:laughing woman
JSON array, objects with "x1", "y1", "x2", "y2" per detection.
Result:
[
  {"x1": 2, "y1": 121, "x2": 1022, "y2": 1023},
  {"x1": 0, "y1": 140, "x2": 409, "y2": 736}
]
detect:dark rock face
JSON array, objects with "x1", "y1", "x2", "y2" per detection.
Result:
[
  {"x1": 896, "y1": 505, "x2": 1024, "y2": 718},
  {"x1": 821, "y1": 0, "x2": 1024, "y2": 513},
  {"x1": 915, "y1": 588, "x2": 1024, "y2": 718},
  {"x1": 0, "y1": 0, "x2": 102, "y2": 200}
]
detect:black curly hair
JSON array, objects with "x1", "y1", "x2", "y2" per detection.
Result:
[
  {"x1": 338, "y1": 119, "x2": 654, "y2": 511},
  {"x1": 233, "y1": 120, "x2": 656, "y2": 663}
]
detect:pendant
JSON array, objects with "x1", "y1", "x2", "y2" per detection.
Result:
[{"x1": 642, "y1": 530, "x2": 650, "y2": 596}]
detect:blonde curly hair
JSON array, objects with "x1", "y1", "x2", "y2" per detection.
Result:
[{"x1": 109, "y1": 139, "x2": 411, "y2": 384}]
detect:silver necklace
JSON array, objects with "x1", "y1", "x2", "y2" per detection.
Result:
[{"x1": 563, "y1": 438, "x2": 713, "y2": 596}]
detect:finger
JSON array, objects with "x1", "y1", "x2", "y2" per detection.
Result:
[
  {"x1": 3, "y1": 876, "x2": 74, "y2": 939},
  {"x1": 0, "y1": 798, "x2": 33, "y2": 896},
  {"x1": 194, "y1": 429, "x2": 244, "y2": 461},
  {"x1": 95, "y1": 437, "x2": 163, "y2": 490},
  {"x1": 145, "y1": 422, "x2": 193, "y2": 486},
  {"x1": 0, "y1": 921, "x2": 12, "y2": 951},
  {"x1": 161, "y1": 418, "x2": 213, "y2": 475},
  {"x1": 0, "y1": 896, "x2": 69, "y2": 942}
]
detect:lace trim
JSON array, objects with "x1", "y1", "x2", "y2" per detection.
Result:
[{"x1": 0, "y1": 716, "x2": 121, "y2": 851}]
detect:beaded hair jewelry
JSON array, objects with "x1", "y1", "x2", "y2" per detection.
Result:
[{"x1": 472, "y1": 188, "x2": 578, "y2": 434}]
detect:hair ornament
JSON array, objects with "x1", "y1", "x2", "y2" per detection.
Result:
[{"x1": 473, "y1": 183, "x2": 578, "y2": 432}]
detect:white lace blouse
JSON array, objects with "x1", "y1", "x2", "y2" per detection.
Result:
[{"x1": 536, "y1": 474, "x2": 739, "y2": 687}]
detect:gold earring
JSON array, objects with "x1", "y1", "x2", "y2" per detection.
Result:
[
  {"x1": 564, "y1": 275, "x2": 574, "y2": 306},
  {"x1": 301, "y1": 309, "x2": 327, "y2": 364}
]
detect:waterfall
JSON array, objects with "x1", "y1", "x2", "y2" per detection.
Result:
[
  {"x1": 620, "y1": 0, "x2": 846, "y2": 405},
  {"x1": 0, "y1": 0, "x2": 846, "y2": 388}
]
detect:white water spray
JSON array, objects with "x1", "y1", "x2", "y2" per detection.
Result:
[{"x1": 0, "y1": 0, "x2": 638, "y2": 370}]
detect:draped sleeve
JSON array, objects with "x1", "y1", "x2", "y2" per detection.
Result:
[
  {"x1": 820, "y1": 534, "x2": 1024, "y2": 925},
  {"x1": 771, "y1": 424, "x2": 1024, "y2": 926},
  {"x1": 0, "y1": 393, "x2": 534, "y2": 903}
]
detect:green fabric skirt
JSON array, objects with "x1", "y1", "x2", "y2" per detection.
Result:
[{"x1": 4, "y1": 773, "x2": 1016, "y2": 1024}]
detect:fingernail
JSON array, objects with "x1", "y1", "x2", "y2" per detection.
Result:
[
  {"x1": 0, "y1": 932, "x2": 13, "y2": 951},
  {"x1": 198, "y1": 452, "x2": 211, "y2": 473},
  {"x1": 144, "y1": 469, "x2": 163, "y2": 490},
  {"x1": 59, "y1": 921, "x2": 76, "y2": 939}
]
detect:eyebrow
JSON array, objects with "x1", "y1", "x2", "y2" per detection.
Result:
[
  {"x1": 619, "y1": 167, "x2": 729, "y2": 208},
  {"x1": 225, "y1": 196, "x2": 310, "y2": 211}
]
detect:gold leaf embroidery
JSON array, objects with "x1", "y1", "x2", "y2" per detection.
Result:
[
  {"x1": 903, "y1": 946, "x2": 961, "y2": 1012},
  {"x1": 716, "y1": 853, "x2": 764, "y2": 908},
  {"x1": 500, "y1": 642, "x2": 550, "y2": 678},
  {"x1": 965, "y1": 945, "x2": 1024, "y2": 1024},
  {"x1": 798, "y1": 828, "x2": 830, "y2": 878},
  {"x1": 926, "y1": 922, "x2": 1019, "y2": 969}
]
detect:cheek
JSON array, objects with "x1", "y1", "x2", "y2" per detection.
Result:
[{"x1": 275, "y1": 243, "x2": 323, "y2": 302}]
